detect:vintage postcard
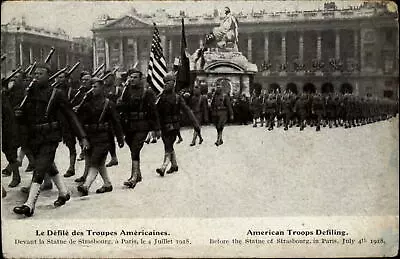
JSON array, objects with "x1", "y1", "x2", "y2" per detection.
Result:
[{"x1": 1, "y1": 0, "x2": 398, "y2": 257}]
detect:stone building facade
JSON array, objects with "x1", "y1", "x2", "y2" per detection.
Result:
[
  {"x1": 1, "y1": 17, "x2": 92, "y2": 79},
  {"x1": 91, "y1": 1, "x2": 398, "y2": 98}
]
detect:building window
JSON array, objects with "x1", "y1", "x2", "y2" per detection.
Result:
[{"x1": 127, "y1": 38, "x2": 135, "y2": 51}]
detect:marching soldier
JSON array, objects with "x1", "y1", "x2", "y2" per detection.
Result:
[
  {"x1": 13, "y1": 64, "x2": 89, "y2": 217},
  {"x1": 294, "y1": 92, "x2": 309, "y2": 131},
  {"x1": 250, "y1": 89, "x2": 263, "y2": 127},
  {"x1": 53, "y1": 71, "x2": 78, "y2": 178},
  {"x1": 116, "y1": 69, "x2": 160, "y2": 188},
  {"x1": 76, "y1": 77, "x2": 124, "y2": 196},
  {"x1": 156, "y1": 72, "x2": 201, "y2": 176},
  {"x1": 103, "y1": 71, "x2": 119, "y2": 168},
  {"x1": 264, "y1": 93, "x2": 277, "y2": 131},
  {"x1": 72, "y1": 73, "x2": 93, "y2": 183},
  {"x1": 2, "y1": 77, "x2": 21, "y2": 187},
  {"x1": 311, "y1": 93, "x2": 325, "y2": 131},
  {"x1": 211, "y1": 84, "x2": 234, "y2": 146},
  {"x1": 189, "y1": 84, "x2": 208, "y2": 146}
]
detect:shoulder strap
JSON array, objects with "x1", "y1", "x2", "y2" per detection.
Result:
[{"x1": 98, "y1": 98, "x2": 110, "y2": 123}]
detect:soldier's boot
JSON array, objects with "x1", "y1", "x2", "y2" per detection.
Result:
[
  {"x1": 260, "y1": 119, "x2": 264, "y2": 127},
  {"x1": 8, "y1": 162, "x2": 21, "y2": 188},
  {"x1": 13, "y1": 182, "x2": 40, "y2": 217},
  {"x1": 2, "y1": 186, "x2": 6, "y2": 198},
  {"x1": 252, "y1": 119, "x2": 257, "y2": 127},
  {"x1": 124, "y1": 161, "x2": 139, "y2": 188},
  {"x1": 25, "y1": 151, "x2": 35, "y2": 172},
  {"x1": 75, "y1": 157, "x2": 89, "y2": 183},
  {"x1": 106, "y1": 156, "x2": 118, "y2": 167},
  {"x1": 284, "y1": 122, "x2": 288, "y2": 131},
  {"x1": 77, "y1": 168, "x2": 98, "y2": 196},
  {"x1": 215, "y1": 131, "x2": 223, "y2": 146},
  {"x1": 156, "y1": 153, "x2": 171, "y2": 177},
  {"x1": 136, "y1": 161, "x2": 142, "y2": 182},
  {"x1": 52, "y1": 174, "x2": 70, "y2": 207},
  {"x1": 144, "y1": 133, "x2": 151, "y2": 144},
  {"x1": 2, "y1": 164, "x2": 12, "y2": 177},
  {"x1": 40, "y1": 174, "x2": 53, "y2": 191},
  {"x1": 316, "y1": 124, "x2": 321, "y2": 131},
  {"x1": 300, "y1": 121, "x2": 305, "y2": 131},
  {"x1": 151, "y1": 136, "x2": 157, "y2": 143},
  {"x1": 166, "y1": 151, "x2": 179, "y2": 174},
  {"x1": 199, "y1": 133, "x2": 204, "y2": 145},
  {"x1": 77, "y1": 151, "x2": 85, "y2": 161},
  {"x1": 97, "y1": 166, "x2": 113, "y2": 194},
  {"x1": 190, "y1": 131, "x2": 197, "y2": 146},
  {"x1": 64, "y1": 152, "x2": 76, "y2": 177}
]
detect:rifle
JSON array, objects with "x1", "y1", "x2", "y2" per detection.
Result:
[
  {"x1": 50, "y1": 61, "x2": 80, "y2": 85},
  {"x1": 73, "y1": 87, "x2": 94, "y2": 113},
  {"x1": 91, "y1": 63, "x2": 105, "y2": 77},
  {"x1": 49, "y1": 67, "x2": 68, "y2": 82},
  {"x1": 46, "y1": 62, "x2": 81, "y2": 117},
  {"x1": 44, "y1": 47, "x2": 55, "y2": 64},
  {"x1": 2, "y1": 66, "x2": 22, "y2": 90},
  {"x1": 18, "y1": 79, "x2": 37, "y2": 109},
  {"x1": 101, "y1": 67, "x2": 119, "y2": 81},
  {"x1": 24, "y1": 64, "x2": 33, "y2": 74},
  {"x1": 27, "y1": 61, "x2": 37, "y2": 75}
]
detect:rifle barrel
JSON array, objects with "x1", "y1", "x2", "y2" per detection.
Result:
[{"x1": 44, "y1": 47, "x2": 56, "y2": 64}]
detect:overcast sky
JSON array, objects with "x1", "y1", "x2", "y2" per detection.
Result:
[{"x1": 1, "y1": 1, "x2": 369, "y2": 37}]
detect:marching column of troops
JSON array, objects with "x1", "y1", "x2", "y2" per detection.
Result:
[
  {"x1": 1, "y1": 49, "x2": 398, "y2": 217},
  {"x1": 245, "y1": 90, "x2": 398, "y2": 131}
]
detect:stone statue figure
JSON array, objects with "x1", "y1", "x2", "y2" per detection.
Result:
[{"x1": 211, "y1": 7, "x2": 239, "y2": 50}]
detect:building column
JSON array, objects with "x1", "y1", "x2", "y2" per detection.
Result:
[
  {"x1": 29, "y1": 46, "x2": 33, "y2": 64},
  {"x1": 335, "y1": 29, "x2": 340, "y2": 60},
  {"x1": 57, "y1": 53, "x2": 60, "y2": 69},
  {"x1": 316, "y1": 31, "x2": 322, "y2": 60},
  {"x1": 168, "y1": 38, "x2": 173, "y2": 64},
  {"x1": 92, "y1": 37, "x2": 97, "y2": 70},
  {"x1": 19, "y1": 42, "x2": 23, "y2": 66},
  {"x1": 66, "y1": 53, "x2": 70, "y2": 66},
  {"x1": 119, "y1": 37, "x2": 124, "y2": 68},
  {"x1": 264, "y1": 33, "x2": 269, "y2": 61},
  {"x1": 104, "y1": 38, "x2": 110, "y2": 69},
  {"x1": 299, "y1": 32, "x2": 304, "y2": 64},
  {"x1": 281, "y1": 32, "x2": 286, "y2": 64},
  {"x1": 199, "y1": 37, "x2": 204, "y2": 48},
  {"x1": 133, "y1": 38, "x2": 138, "y2": 66},
  {"x1": 353, "y1": 29, "x2": 358, "y2": 62},
  {"x1": 247, "y1": 35, "x2": 252, "y2": 62},
  {"x1": 40, "y1": 47, "x2": 44, "y2": 63}
]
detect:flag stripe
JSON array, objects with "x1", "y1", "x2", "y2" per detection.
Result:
[{"x1": 147, "y1": 24, "x2": 167, "y2": 95}]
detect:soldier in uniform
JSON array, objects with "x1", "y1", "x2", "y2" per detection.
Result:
[
  {"x1": 250, "y1": 89, "x2": 263, "y2": 127},
  {"x1": 53, "y1": 72, "x2": 78, "y2": 178},
  {"x1": 264, "y1": 93, "x2": 277, "y2": 131},
  {"x1": 211, "y1": 84, "x2": 234, "y2": 146},
  {"x1": 76, "y1": 77, "x2": 124, "y2": 196},
  {"x1": 294, "y1": 92, "x2": 309, "y2": 131},
  {"x1": 325, "y1": 93, "x2": 336, "y2": 128},
  {"x1": 189, "y1": 84, "x2": 208, "y2": 146},
  {"x1": 103, "y1": 72, "x2": 119, "y2": 168},
  {"x1": 74, "y1": 73, "x2": 92, "y2": 162},
  {"x1": 2, "y1": 76, "x2": 21, "y2": 187},
  {"x1": 117, "y1": 69, "x2": 160, "y2": 188},
  {"x1": 156, "y1": 72, "x2": 201, "y2": 176},
  {"x1": 13, "y1": 64, "x2": 89, "y2": 217},
  {"x1": 311, "y1": 93, "x2": 325, "y2": 131},
  {"x1": 281, "y1": 92, "x2": 294, "y2": 130},
  {"x1": 72, "y1": 74, "x2": 93, "y2": 183}
]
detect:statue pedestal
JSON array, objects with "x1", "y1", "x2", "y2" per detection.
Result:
[{"x1": 190, "y1": 49, "x2": 257, "y2": 97}]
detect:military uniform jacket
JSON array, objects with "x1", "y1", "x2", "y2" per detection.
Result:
[
  {"x1": 157, "y1": 92, "x2": 200, "y2": 132},
  {"x1": 16, "y1": 81, "x2": 86, "y2": 146},
  {"x1": 211, "y1": 93, "x2": 234, "y2": 118},
  {"x1": 2, "y1": 91, "x2": 19, "y2": 151},
  {"x1": 189, "y1": 94, "x2": 209, "y2": 123},
  {"x1": 264, "y1": 98, "x2": 277, "y2": 113},
  {"x1": 77, "y1": 93, "x2": 123, "y2": 144},
  {"x1": 312, "y1": 96, "x2": 325, "y2": 114},
  {"x1": 117, "y1": 87, "x2": 160, "y2": 133}
]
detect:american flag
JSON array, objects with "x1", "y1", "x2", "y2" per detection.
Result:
[{"x1": 147, "y1": 23, "x2": 167, "y2": 95}]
